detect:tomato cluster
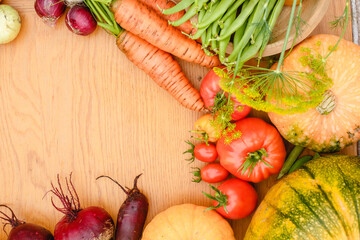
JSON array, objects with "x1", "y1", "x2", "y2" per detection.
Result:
[{"x1": 184, "y1": 68, "x2": 286, "y2": 220}]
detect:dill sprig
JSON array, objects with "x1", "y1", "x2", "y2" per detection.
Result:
[
  {"x1": 330, "y1": 2, "x2": 348, "y2": 29},
  {"x1": 208, "y1": 93, "x2": 242, "y2": 144},
  {"x1": 216, "y1": 0, "x2": 350, "y2": 115}
]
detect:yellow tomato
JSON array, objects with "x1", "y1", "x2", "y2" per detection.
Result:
[{"x1": 194, "y1": 114, "x2": 221, "y2": 143}]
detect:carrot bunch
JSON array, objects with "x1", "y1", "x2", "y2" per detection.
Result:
[{"x1": 84, "y1": 0, "x2": 220, "y2": 111}]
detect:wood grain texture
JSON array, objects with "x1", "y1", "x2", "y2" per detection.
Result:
[{"x1": 0, "y1": 0, "x2": 355, "y2": 239}]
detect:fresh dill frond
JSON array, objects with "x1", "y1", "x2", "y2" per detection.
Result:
[
  {"x1": 325, "y1": 0, "x2": 350, "y2": 59},
  {"x1": 294, "y1": 0, "x2": 307, "y2": 37},
  {"x1": 208, "y1": 92, "x2": 242, "y2": 144},
  {"x1": 216, "y1": 48, "x2": 334, "y2": 114},
  {"x1": 330, "y1": 4, "x2": 347, "y2": 29}
]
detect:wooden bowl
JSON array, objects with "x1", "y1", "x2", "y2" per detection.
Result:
[{"x1": 226, "y1": 0, "x2": 329, "y2": 57}]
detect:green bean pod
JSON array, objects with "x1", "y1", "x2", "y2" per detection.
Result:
[
  {"x1": 162, "y1": 0, "x2": 195, "y2": 15},
  {"x1": 197, "y1": 9, "x2": 206, "y2": 27},
  {"x1": 191, "y1": 0, "x2": 221, "y2": 40},
  {"x1": 197, "y1": 0, "x2": 236, "y2": 29},
  {"x1": 219, "y1": 10, "x2": 237, "y2": 63},
  {"x1": 210, "y1": 20, "x2": 221, "y2": 52},
  {"x1": 204, "y1": 23, "x2": 213, "y2": 48},
  {"x1": 199, "y1": 0, "x2": 221, "y2": 22},
  {"x1": 203, "y1": 0, "x2": 219, "y2": 11},
  {"x1": 169, "y1": 0, "x2": 208, "y2": 26},
  {"x1": 288, "y1": 155, "x2": 313, "y2": 174},
  {"x1": 239, "y1": 27, "x2": 265, "y2": 63},
  {"x1": 220, "y1": 0, "x2": 246, "y2": 23},
  {"x1": 228, "y1": 0, "x2": 268, "y2": 62},
  {"x1": 278, "y1": 146, "x2": 304, "y2": 179},
  {"x1": 249, "y1": 0, "x2": 276, "y2": 45},
  {"x1": 218, "y1": 0, "x2": 259, "y2": 41},
  {"x1": 258, "y1": 0, "x2": 285, "y2": 58},
  {"x1": 198, "y1": 9, "x2": 212, "y2": 55},
  {"x1": 233, "y1": 20, "x2": 246, "y2": 48}
]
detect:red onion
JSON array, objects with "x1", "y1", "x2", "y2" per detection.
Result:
[
  {"x1": 34, "y1": 0, "x2": 66, "y2": 26},
  {"x1": 50, "y1": 174, "x2": 114, "y2": 240},
  {"x1": 0, "y1": 205, "x2": 54, "y2": 240},
  {"x1": 65, "y1": 5, "x2": 97, "y2": 36}
]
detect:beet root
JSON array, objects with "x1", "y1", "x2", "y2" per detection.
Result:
[
  {"x1": 0, "y1": 205, "x2": 54, "y2": 240},
  {"x1": 97, "y1": 174, "x2": 148, "y2": 240}
]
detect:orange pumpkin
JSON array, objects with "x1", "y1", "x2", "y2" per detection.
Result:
[
  {"x1": 142, "y1": 204, "x2": 236, "y2": 240},
  {"x1": 268, "y1": 35, "x2": 360, "y2": 153}
]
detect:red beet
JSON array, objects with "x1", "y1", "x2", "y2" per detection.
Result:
[
  {"x1": 97, "y1": 174, "x2": 148, "y2": 240},
  {"x1": 50, "y1": 174, "x2": 114, "y2": 240},
  {"x1": 0, "y1": 205, "x2": 54, "y2": 240}
]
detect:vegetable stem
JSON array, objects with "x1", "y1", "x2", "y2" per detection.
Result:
[
  {"x1": 278, "y1": 145, "x2": 304, "y2": 179},
  {"x1": 276, "y1": 0, "x2": 298, "y2": 71},
  {"x1": 324, "y1": 0, "x2": 350, "y2": 60},
  {"x1": 84, "y1": 0, "x2": 123, "y2": 37},
  {"x1": 92, "y1": 0, "x2": 113, "y2": 5}
]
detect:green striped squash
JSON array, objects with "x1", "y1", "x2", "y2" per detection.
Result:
[{"x1": 244, "y1": 155, "x2": 360, "y2": 240}]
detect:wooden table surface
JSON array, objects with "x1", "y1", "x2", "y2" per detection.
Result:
[{"x1": 0, "y1": 0, "x2": 356, "y2": 239}]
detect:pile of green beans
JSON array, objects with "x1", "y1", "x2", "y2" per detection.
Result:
[{"x1": 162, "y1": 0, "x2": 285, "y2": 67}]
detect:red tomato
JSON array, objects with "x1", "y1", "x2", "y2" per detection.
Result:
[
  {"x1": 194, "y1": 143, "x2": 218, "y2": 162},
  {"x1": 200, "y1": 69, "x2": 251, "y2": 121},
  {"x1": 209, "y1": 178, "x2": 258, "y2": 219},
  {"x1": 217, "y1": 118, "x2": 286, "y2": 183},
  {"x1": 201, "y1": 163, "x2": 229, "y2": 183}
]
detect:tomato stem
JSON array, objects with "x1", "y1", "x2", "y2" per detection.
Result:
[
  {"x1": 190, "y1": 130, "x2": 209, "y2": 145},
  {"x1": 203, "y1": 185, "x2": 228, "y2": 214},
  {"x1": 191, "y1": 167, "x2": 202, "y2": 183},
  {"x1": 211, "y1": 92, "x2": 228, "y2": 113},
  {"x1": 183, "y1": 140, "x2": 196, "y2": 163},
  {"x1": 238, "y1": 148, "x2": 272, "y2": 176}
]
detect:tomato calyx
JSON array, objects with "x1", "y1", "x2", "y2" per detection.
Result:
[
  {"x1": 211, "y1": 92, "x2": 228, "y2": 113},
  {"x1": 238, "y1": 148, "x2": 273, "y2": 176},
  {"x1": 191, "y1": 167, "x2": 202, "y2": 183},
  {"x1": 203, "y1": 185, "x2": 228, "y2": 214},
  {"x1": 190, "y1": 130, "x2": 209, "y2": 145},
  {"x1": 183, "y1": 140, "x2": 196, "y2": 163}
]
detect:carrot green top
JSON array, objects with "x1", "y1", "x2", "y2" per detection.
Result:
[{"x1": 84, "y1": 0, "x2": 124, "y2": 37}]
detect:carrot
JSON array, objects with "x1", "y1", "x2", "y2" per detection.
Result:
[
  {"x1": 138, "y1": 0, "x2": 196, "y2": 35},
  {"x1": 117, "y1": 30, "x2": 205, "y2": 111},
  {"x1": 84, "y1": 0, "x2": 205, "y2": 111},
  {"x1": 111, "y1": 0, "x2": 220, "y2": 68}
]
